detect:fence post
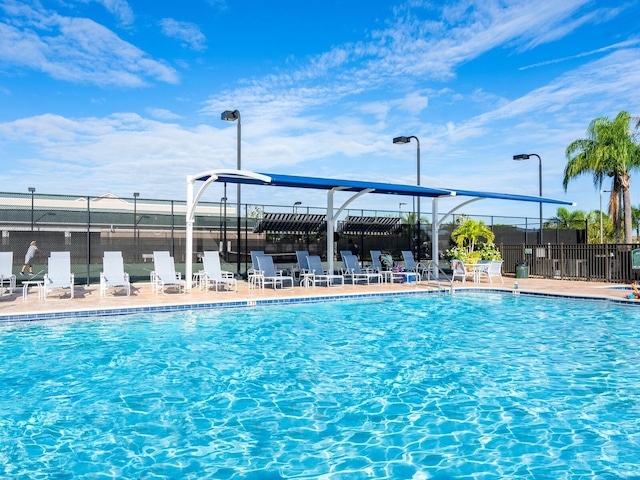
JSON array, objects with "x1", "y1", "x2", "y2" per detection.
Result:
[{"x1": 86, "y1": 196, "x2": 91, "y2": 285}]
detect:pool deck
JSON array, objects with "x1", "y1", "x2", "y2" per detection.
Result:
[{"x1": 1, "y1": 275, "x2": 638, "y2": 321}]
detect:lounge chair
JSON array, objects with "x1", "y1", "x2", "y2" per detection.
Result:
[
  {"x1": 295, "y1": 251, "x2": 310, "y2": 283},
  {"x1": 255, "y1": 255, "x2": 294, "y2": 289},
  {"x1": 307, "y1": 255, "x2": 344, "y2": 287},
  {"x1": 152, "y1": 251, "x2": 186, "y2": 294},
  {"x1": 370, "y1": 250, "x2": 383, "y2": 272},
  {"x1": 341, "y1": 253, "x2": 382, "y2": 285},
  {"x1": 248, "y1": 250, "x2": 266, "y2": 288},
  {"x1": 401, "y1": 250, "x2": 427, "y2": 276},
  {"x1": 43, "y1": 253, "x2": 74, "y2": 300},
  {"x1": 100, "y1": 251, "x2": 130, "y2": 297},
  {"x1": 201, "y1": 251, "x2": 237, "y2": 293},
  {"x1": 0, "y1": 251, "x2": 16, "y2": 295},
  {"x1": 478, "y1": 260, "x2": 504, "y2": 283}
]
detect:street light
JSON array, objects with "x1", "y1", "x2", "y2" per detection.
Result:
[
  {"x1": 293, "y1": 201, "x2": 302, "y2": 216},
  {"x1": 394, "y1": 135, "x2": 421, "y2": 258},
  {"x1": 399, "y1": 202, "x2": 407, "y2": 217},
  {"x1": 28, "y1": 187, "x2": 35, "y2": 232},
  {"x1": 600, "y1": 189, "x2": 611, "y2": 243},
  {"x1": 513, "y1": 153, "x2": 543, "y2": 244},
  {"x1": 221, "y1": 109, "x2": 241, "y2": 277}
]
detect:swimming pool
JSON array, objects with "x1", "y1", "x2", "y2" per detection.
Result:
[{"x1": 1, "y1": 293, "x2": 639, "y2": 478}]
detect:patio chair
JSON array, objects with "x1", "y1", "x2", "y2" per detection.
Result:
[
  {"x1": 43, "y1": 253, "x2": 74, "y2": 300},
  {"x1": 296, "y1": 250, "x2": 310, "y2": 274},
  {"x1": 152, "y1": 251, "x2": 186, "y2": 294},
  {"x1": 451, "y1": 259, "x2": 470, "y2": 283},
  {"x1": 370, "y1": 250, "x2": 383, "y2": 272},
  {"x1": 0, "y1": 251, "x2": 16, "y2": 295},
  {"x1": 401, "y1": 251, "x2": 427, "y2": 276},
  {"x1": 201, "y1": 251, "x2": 237, "y2": 293},
  {"x1": 255, "y1": 255, "x2": 294, "y2": 290},
  {"x1": 307, "y1": 255, "x2": 344, "y2": 287},
  {"x1": 478, "y1": 260, "x2": 504, "y2": 283},
  {"x1": 100, "y1": 251, "x2": 130, "y2": 297},
  {"x1": 248, "y1": 250, "x2": 266, "y2": 288},
  {"x1": 341, "y1": 253, "x2": 382, "y2": 285}
]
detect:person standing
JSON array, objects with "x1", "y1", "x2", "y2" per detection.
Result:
[{"x1": 20, "y1": 240, "x2": 44, "y2": 276}]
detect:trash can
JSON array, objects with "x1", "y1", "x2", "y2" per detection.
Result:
[{"x1": 515, "y1": 259, "x2": 529, "y2": 279}]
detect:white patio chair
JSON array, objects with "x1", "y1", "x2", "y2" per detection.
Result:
[
  {"x1": 43, "y1": 253, "x2": 74, "y2": 300},
  {"x1": 152, "y1": 251, "x2": 186, "y2": 294},
  {"x1": 100, "y1": 251, "x2": 130, "y2": 297},
  {"x1": 478, "y1": 260, "x2": 504, "y2": 283},
  {"x1": 201, "y1": 251, "x2": 237, "y2": 293},
  {"x1": 0, "y1": 251, "x2": 16, "y2": 295}
]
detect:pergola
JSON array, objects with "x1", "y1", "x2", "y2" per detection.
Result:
[{"x1": 185, "y1": 169, "x2": 575, "y2": 288}]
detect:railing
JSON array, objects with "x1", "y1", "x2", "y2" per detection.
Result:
[{"x1": 500, "y1": 243, "x2": 640, "y2": 283}]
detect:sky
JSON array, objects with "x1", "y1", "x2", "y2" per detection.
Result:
[{"x1": 1, "y1": 0, "x2": 640, "y2": 221}]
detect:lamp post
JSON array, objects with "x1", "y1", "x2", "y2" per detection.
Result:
[
  {"x1": 293, "y1": 201, "x2": 302, "y2": 217},
  {"x1": 398, "y1": 202, "x2": 406, "y2": 217},
  {"x1": 513, "y1": 153, "x2": 543, "y2": 244},
  {"x1": 600, "y1": 189, "x2": 611, "y2": 243},
  {"x1": 133, "y1": 192, "x2": 139, "y2": 258},
  {"x1": 28, "y1": 187, "x2": 35, "y2": 232},
  {"x1": 221, "y1": 109, "x2": 241, "y2": 277},
  {"x1": 393, "y1": 136, "x2": 421, "y2": 258}
]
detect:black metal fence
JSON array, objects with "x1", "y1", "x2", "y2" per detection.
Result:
[{"x1": 3, "y1": 191, "x2": 626, "y2": 284}]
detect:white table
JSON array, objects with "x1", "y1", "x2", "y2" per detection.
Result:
[{"x1": 22, "y1": 280, "x2": 44, "y2": 301}]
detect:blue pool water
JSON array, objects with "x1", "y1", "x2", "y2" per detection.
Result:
[{"x1": 1, "y1": 293, "x2": 639, "y2": 479}]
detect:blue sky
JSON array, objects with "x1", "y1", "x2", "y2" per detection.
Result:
[{"x1": 1, "y1": 0, "x2": 640, "y2": 220}]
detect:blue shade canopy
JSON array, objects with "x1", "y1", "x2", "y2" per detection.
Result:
[{"x1": 194, "y1": 171, "x2": 575, "y2": 206}]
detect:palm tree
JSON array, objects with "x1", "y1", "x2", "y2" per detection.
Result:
[
  {"x1": 632, "y1": 205, "x2": 640, "y2": 242},
  {"x1": 548, "y1": 207, "x2": 587, "y2": 229},
  {"x1": 563, "y1": 111, "x2": 640, "y2": 243},
  {"x1": 451, "y1": 219, "x2": 494, "y2": 253}
]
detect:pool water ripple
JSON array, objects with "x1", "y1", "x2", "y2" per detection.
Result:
[{"x1": 1, "y1": 293, "x2": 640, "y2": 478}]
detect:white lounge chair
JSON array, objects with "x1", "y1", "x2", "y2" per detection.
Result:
[
  {"x1": 201, "y1": 251, "x2": 237, "y2": 293},
  {"x1": 341, "y1": 253, "x2": 382, "y2": 285},
  {"x1": 248, "y1": 250, "x2": 265, "y2": 288},
  {"x1": 43, "y1": 253, "x2": 74, "y2": 300},
  {"x1": 255, "y1": 255, "x2": 294, "y2": 289},
  {"x1": 307, "y1": 255, "x2": 343, "y2": 287},
  {"x1": 0, "y1": 251, "x2": 16, "y2": 295},
  {"x1": 295, "y1": 250, "x2": 310, "y2": 282},
  {"x1": 100, "y1": 251, "x2": 130, "y2": 297},
  {"x1": 152, "y1": 251, "x2": 186, "y2": 294}
]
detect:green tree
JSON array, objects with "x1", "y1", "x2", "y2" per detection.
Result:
[
  {"x1": 451, "y1": 219, "x2": 494, "y2": 253},
  {"x1": 564, "y1": 111, "x2": 640, "y2": 243},
  {"x1": 548, "y1": 207, "x2": 587, "y2": 229},
  {"x1": 632, "y1": 205, "x2": 640, "y2": 242}
]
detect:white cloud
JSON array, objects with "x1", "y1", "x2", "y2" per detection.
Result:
[
  {"x1": 159, "y1": 18, "x2": 207, "y2": 52},
  {"x1": 0, "y1": 3, "x2": 179, "y2": 86}
]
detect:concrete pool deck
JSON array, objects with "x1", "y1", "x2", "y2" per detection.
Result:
[{"x1": 1, "y1": 275, "x2": 638, "y2": 321}]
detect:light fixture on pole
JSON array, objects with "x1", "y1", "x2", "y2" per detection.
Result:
[
  {"x1": 293, "y1": 201, "x2": 302, "y2": 216},
  {"x1": 398, "y1": 202, "x2": 407, "y2": 217},
  {"x1": 28, "y1": 187, "x2": 35, "y2": 232},
  {"x1": 394, "y1": 136, "x2": 421, "y2": 259},
  {"x1": 513, "y1": 153, "x2": 543, "y2": 244},
  {"x1": 600, "y1": 189, "x2": 611, "y2": 243},
  {"x1": 221, "y1": 109, "x2": 241, "y2": 277}
]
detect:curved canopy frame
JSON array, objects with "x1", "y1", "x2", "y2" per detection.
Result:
[{"x1": 185, "y1": 169, "x2": 575, "y2": 287}]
